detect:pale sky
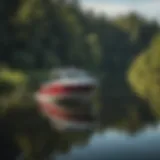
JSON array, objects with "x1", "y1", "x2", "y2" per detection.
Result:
[{"x1": 80, "y1": 0, "x2": 160, "y2": 21}]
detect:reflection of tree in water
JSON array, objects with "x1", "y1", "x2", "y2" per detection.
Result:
[
  {"x1": 96, "y1": 77, "x2": 156, "y2": 134},
  {"x1": 1, "y1": 93, "x2": 159, "y2": 160},
  {"x1": 4, "y1": 105, "x2": 93, "y2": 160},
  {"x1": 0, "y1": 116, "x2": 20, "y2": 160},
  {"x1": 98, "y1": 95, "x2": 157, "y2": 134}
]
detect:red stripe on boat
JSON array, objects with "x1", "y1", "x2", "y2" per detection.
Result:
[
  {"x1": 39, "y1": 84, "x2": 94, "y2": 96},
  {"x1": 39, "y1": 84, "x2": 65, "y2": 95}
]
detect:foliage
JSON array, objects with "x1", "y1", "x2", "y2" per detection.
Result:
[
  {"x1": 0, "y1": 0, "x2": 159, "y2": 125},
  {"x1": 0, "y1": 67, "x2": 28, "y2": 114},
  {"x1": 127, "y1": 33, "x2": 160, "y2": 117}
]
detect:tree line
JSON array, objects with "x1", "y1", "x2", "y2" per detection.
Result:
[{"x1": 0, "y1": 0, "x2": 160, "y2": 113}]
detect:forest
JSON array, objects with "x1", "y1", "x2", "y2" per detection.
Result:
[{"x1": 1, "y1": 0, "x2": 160, "y2": 160}]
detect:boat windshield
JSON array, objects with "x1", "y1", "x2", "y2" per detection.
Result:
[
  {"x1": 49, "y1": 70, "x2": 62, "y2": 80},
  {"x1": 49, "y1": 68, "x2": 90, "y2": 80},
  {"x1": 64, "y1": 70, "x2": 88, "y2": 79}
]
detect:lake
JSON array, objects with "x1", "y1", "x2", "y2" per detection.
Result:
[
  {"x1": 55, "y1": 124, "x2": 160, "y2": 160},
  {"x1": 1, "y1": 100, "x2": 160, "y2": 160}
]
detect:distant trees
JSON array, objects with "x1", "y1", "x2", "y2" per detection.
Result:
[
  {"x1": 0, "y1": 0, "x2": 160, "y2": 115},
  {"x1": 0, "y1": 0, "x2": 158, "y2": 72}
]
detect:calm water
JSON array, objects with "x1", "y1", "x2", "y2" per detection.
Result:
[
  {"x1": 2, "y1": 102, "x2": 160, "y2": 160},
  {"x1": 55, "y1": 124, "x2": 160, "y2": 160}
]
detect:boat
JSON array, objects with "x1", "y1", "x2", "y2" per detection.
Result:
[{"x1": 35, "y1": 67, "x2": 98, "y2": 131}]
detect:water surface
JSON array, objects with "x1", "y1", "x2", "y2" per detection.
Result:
[
  {"x1": 2, "y1": 101, "x2": 160, "y2": 160},
  {"x1": 55, "y1": 124, "x2": 160, "y2": 160}
]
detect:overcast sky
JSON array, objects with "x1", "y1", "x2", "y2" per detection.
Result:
[{"x1": 80, "y1": 0, "x2": 160, "y2": 21}]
